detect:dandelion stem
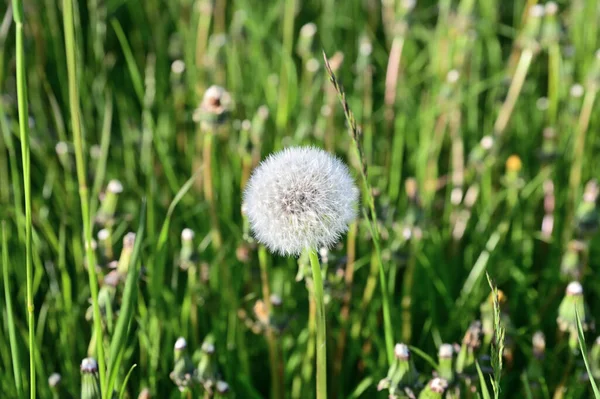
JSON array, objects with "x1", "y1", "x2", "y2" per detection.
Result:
[
  {"x1": 62, "y1": 0, "x2": 107, "y2": 392},
  {"x1": 308, "y1": 249, "x2": 327, "y2": 399},
  {"x1": 11, "y1": 0, "x2": 35, "y2": 396}
]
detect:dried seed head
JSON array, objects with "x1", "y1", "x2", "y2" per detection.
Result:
[
  {"x1": 244, "y1": 147, "x2": 358, "y2": 256},
  {"x1": 306, "y1": 58, "x2": 320, "y2": 73},
  {"x1": 171, "y1": 60, "x2": 185, "y2": 74},
  {"x1": 545, "y1": 2, "x2": 558, "y2": 16},
  {"x1": 48, "y1": 372, "x2": 62, "y2": 388},
  {"x1": 181, "y1": 228, "x2": 195, "y2": 241},
  {"x1": 394, "y1": 343, "x2": 410, "y2": 359},
  {"x1": 480, "y1": 135, "x2": 494, "y2": 150},
  {"x1": 216, "y1": 380, "x2": 230, "y2": 393},
  {"x1": 175, "y1": 337, "x2": 187, "y2": 351},
  {"x1": 198, "y1": 85, "x2": 233, "y2": 126},
  {"x1": 107, "y1": 180, "x2": 124, "y2": 194},
  {"x1": 138, "y1": 388, "x2": 151, "y2": 399},
  {"x1": 401, "y1": 0, "x2": 416, "y2": 11},
  {"x1": 55, "y1": 141, "x2": 69, "y2": 155},
  {"x1": 202, "y1": 341, "x2": 216, "y2": 354},
  {"x1": 570, "y1": 84, "x2": 584, "y2": 98},
  {"x1": 300, "y1": 22, "x2": 317, "y2": 38},
  {"x1": 536, "y1": 97, "x2": 549, "y2": 110},
  {"x1": 529, "y1": 4, "x2": 545, "y2": 18},
  {"x1": 438, "y1": 343, "x2": 453, "y2": 359},
  {"x1": 81, "y1": 357, "x2": 98, "y2": 373},
  {"x1": 359, "y1": 37, "x2": 372, "y2": 56},
  {"x1": 123, "y1": 232, "x2": 136, "y2": 250},
  {"x1": 446, "y1": 69, "x2": 460, "y2": 84},
  {"x1": 533, "y1": 331, "x2": 545, "y2": 357},
  {"x1": 566, "y1": 281, "x2": 583, "y2": 296},
  {"x1": 270, "y1": 293, "x2": 283, "y2": 307},
  {"x1": 429, "y1": 377, "x2": 449, "y2": 393}
]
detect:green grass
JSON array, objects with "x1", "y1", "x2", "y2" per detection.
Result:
[{"x1": 1, "y1": 0, "x2": 600, "y2": 398}]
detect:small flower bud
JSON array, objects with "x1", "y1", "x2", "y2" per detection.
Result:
[
  {"x1": 557, "y1": 282, "x2": 593, "y2": 351},
  {"x1": 197, "y1": 85, "x2": 233, "y2": 127},
  {"x1": 81, "y1": 357, "x2": 102, "y2": 399},
  {"x1": 418, "y1": 378, "x2": 448, "y2": 398},
  {"x1": 297, "y1": 23, "x2": 317, "y2": 58},
  {"x1": 180, "y1": 228, "x2": 196, "y2": 269},
  {"x1": 170, "y1": 337, "x2": 195, "y2": 391},
  {"x1": 97, "y1": 180, "x2": 123, "y2": 226},
  {"x1": 437, "y1": 344, "x2": 454, "y2": 382},
  {"x1": 216, "y1": 380, "x2": 230, "y2": 393},
  {"x1": 532, "y1": 331, "x2": 545, "y2": 359},
  {"x1": 117, "y1": 232, "x2": 136, "y2": 275},
  {"x1": 575, "y1": 180, "x2": 599, "y2": 236},
  {"x1": 48, "y1": 372, "x2": 61, "y2": 390},
  {"x1": 97, "y1": 228, "x2": 113, "y2": 262}
]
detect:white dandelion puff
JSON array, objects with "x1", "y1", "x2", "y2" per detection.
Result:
[{"x1": 244, "y1": 146, "x2": 358, "y2": 256}]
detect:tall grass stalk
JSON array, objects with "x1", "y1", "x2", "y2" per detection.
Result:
[
  {"x1": 323, "y1": 52, "x2": 395, "y2": 365},
  {"x1": 62, "y1": 0, "x2": 107, "y2": 391},
  {"x1": 11, "y1": 0, "x2": 35, "y2": 396}
]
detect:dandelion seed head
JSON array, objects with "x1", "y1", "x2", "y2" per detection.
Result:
[
  {"x1": 566, "y1": 281, "x2": 583, "y2": 296},
  {"x1": 174, "y1": 337, "x2": 187, "y2": 350},
  {"x1": 300, "y1": 23, "x2": 317, "y2": 38},
  {"x1": 80, "y1": 357, "x2": 98, "y2": 373},
  {"x1": 107, "y1": 179, "x2": 124, "y2": 194},
  {"x1": 394, "y1": 343, "x2": 410, "y2": 359},
  {"x1": 55, "y1": 141, "x2": 69, "y2": 155},
  {"x1": 570, "y1": 84, "x2": 584, "y2": 98},
  {"x1": 545, "y1": 2, "x2": 558, "y2": 16},
  {"x1": 181, "y1": 228, "x2": 195, "y2": 241},
  {"x1": 244, "y1": 147, "x2": 358, "y2": 256},
  {"x1": 529, "y1": 4, "x2": 545, "y2": 18},
  {"x1": 216, "y1": 381, "x2": 230, "y2": 393},
  {"x1": 97, "y1": 229, "x2": 110, "y2": 241},
  {"x1": 438, "y1": 343, "x2": 453, "y2": 358},
  {"x1": 429, "y1": 377, "x2": 448, "y2": 393},
  {"x1": 48, "y1": 373, "x2": 61, "y2": 388}
]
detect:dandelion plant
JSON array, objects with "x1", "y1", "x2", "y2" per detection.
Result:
[{"x1": 244, "y1": 146, "x2": 358, "y2": 398}]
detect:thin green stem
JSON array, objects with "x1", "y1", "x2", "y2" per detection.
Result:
[
  {"x1": 258, "y1": 246, "x2": 284, "y2": 399},
  {"x1": 3, "y1": 222, "x2": 24, "y2": 398},
  {"x1": 308, "y1": 249, "x2": 327, "y2": 399},
  {"x1": 62, "y1": 0, "x2": 107, "y2": 392},
  {"x1": 11, "y1": 1, "x2": 35, "y2": 397},
  {"x1": 493, "y1": 48, "x2": 533, "y2": 136},
  {"x1": 203, "y1": 129, "x2": 222, "y2": 249}
]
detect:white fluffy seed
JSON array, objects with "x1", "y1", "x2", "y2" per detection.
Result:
[{"x1": 244, "y1": 147, "x2": 358, "y2": 256}]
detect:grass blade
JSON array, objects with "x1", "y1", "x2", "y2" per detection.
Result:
[
  {"x1": 118, "y1": 364, "x2": 137, "y2": 399},
  {"x1": 2, "y1": 222, "x2": 24, "y2": 398},
  {"x1": 576, "y1": 309, "x2": 600, "y2": 398},
  {"x1": 106, "y1": 201, "x2": 146, "y2": 396},
  {"x1": 476, "y1": 361, "x2": 493, "y2": 399},
  {"x1": 11, "y1": 0, "x2": 35, "y2": 396}
]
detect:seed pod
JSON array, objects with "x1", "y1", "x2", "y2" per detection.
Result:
[
  {"x1": 81, "y1": 358, "x2": 102, "y2": 399},
  {"x1": 170, "y1": 338, "x2": 195, "y2": 391},
  {"x1": 418, "y1": 378, "x2": 448, "y2": 399}
]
